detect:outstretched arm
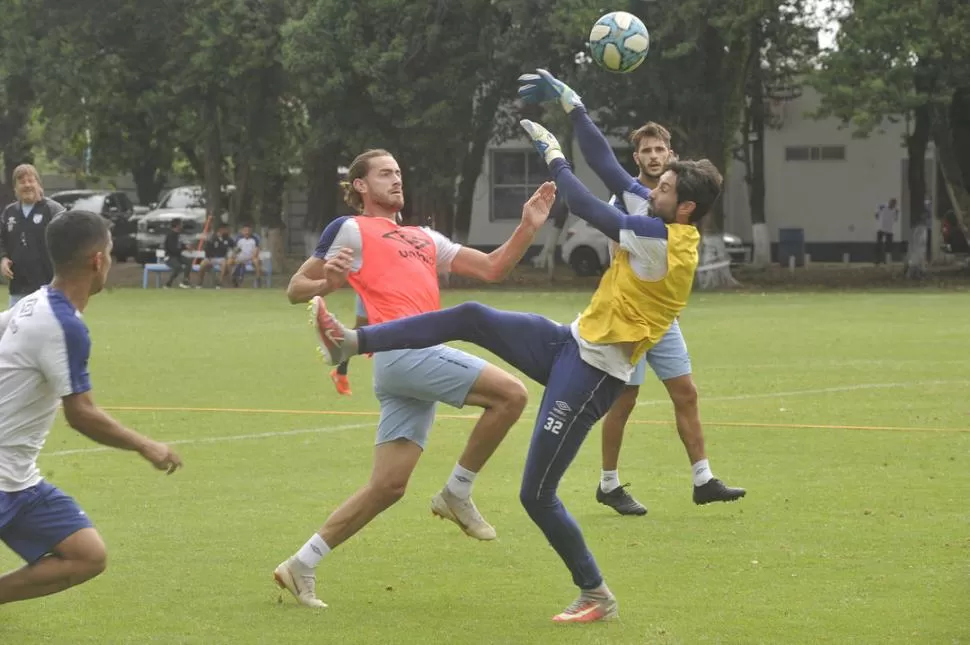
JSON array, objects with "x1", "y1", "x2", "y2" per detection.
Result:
[
  {"x1": 449, "y1": 182, "x2": 557, "y2": 281},
  {"x1": 548, "y1": 158, "x2": 664, "y2": 242},
  {"x1": 570, "y1": 107, "x2": 639, "y2": 197},
  {"x1": 517, "y1": 69, "x2": 639, "y2": 197}
]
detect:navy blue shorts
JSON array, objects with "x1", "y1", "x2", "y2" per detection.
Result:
[{"x1": 0, "y1": 480, "x2": 94, "y2": 564}]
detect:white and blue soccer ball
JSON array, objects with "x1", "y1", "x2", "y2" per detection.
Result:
[{"x1": 587, "y1": 11, "x2": 650, "y2": 73}]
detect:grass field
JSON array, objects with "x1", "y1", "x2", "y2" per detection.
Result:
[{"x1": 1, "y1": 287, "x2": 968, "y2": 644}]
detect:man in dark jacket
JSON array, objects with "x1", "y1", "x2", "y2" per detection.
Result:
[
  {"x1": 0, "y1": 165, "x2": 65, "y2": 307},
  {"x1": 163, "y1": 219, "x2": 191, "y2": 289}
]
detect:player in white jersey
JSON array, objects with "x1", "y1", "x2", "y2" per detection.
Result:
[
  {"x1": 0, "y1": 210, "x2": 181, "y2": 605},
  {"x1": 517, "y1": 69, "x2": 745, "y2": 514}
]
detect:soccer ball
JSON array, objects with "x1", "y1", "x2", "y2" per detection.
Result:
[{"x1": 587, "y1": 11, "x2": 650, "y2": 73}]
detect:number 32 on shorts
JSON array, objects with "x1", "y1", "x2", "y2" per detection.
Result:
[{"x1": 543, "y1": 416, "x2": 564, "y2": 435}]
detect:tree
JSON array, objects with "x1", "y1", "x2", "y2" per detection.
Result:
[
  {"x1": 737, "y1": 0, "x2": 817, "y2": 268},
  {"x1": 569, "y1": 0, "x2": 767, "y2": 288},
  {"x1": 22, "y1": 0, "x2": 191, "y2": 204},
  {"x1": 0, "y1": 0, "x2": 38, "y2": 204},
  {"x1": 810, "y1": 0, "x2": 970, "y2": 270}
]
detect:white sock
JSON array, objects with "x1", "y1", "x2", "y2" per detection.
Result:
[
  {"x1": 294, "y1": 534, "x2": 330, "y2": 569},
  {"x1": 446, "y1": 463, "x2": 477, "y2": 499},
  {"x1": 600, "y1": 470, "x2": 620, "y2": 493},
  {"x1": 585, "y1": 582, "x2": 612, "y2": 598},
  {"x1": 692, "y1": 459, "x2": 714, "y2": 487}
]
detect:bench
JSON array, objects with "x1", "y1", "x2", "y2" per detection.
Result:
[
  {"x1": 142, "y1": 249, "x2": 173, "y2": 288},
  {"x1": 144, "y1": 249, "x2": 273, "y2": 288}
]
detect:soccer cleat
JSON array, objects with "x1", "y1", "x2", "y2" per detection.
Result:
[
  {"x1": 693, "y1": 478, "x2": 746, "y2": 505},
  {"x1": 519, "y1": 119, "x2": 566, "y2": 166},
  {"x1": 430, "y1": 488, "x2": 497, "y2": 541},
  {"x1": 596, "y1": 484, "x2": 648, "y2": 516},
  {"x1": 273, "y1": 557, "x2": 327, "y2": 608},
  {"x1": 330, "y1": 369, "x2": 352, "y2": 396},
  {"x1": 552, "y1": 590, "x2": 618, "y2": 623},
  {"x1": 309, "y1": 296, "x2": 357, "y2": 365}
]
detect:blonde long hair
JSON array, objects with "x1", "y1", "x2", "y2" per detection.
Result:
[{"x1": 340, "y1": 149, "x2": 392, "y2": 213}]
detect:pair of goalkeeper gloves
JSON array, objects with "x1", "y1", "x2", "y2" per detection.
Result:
[{"x1": 515, "y1": 69, "x2": 584, "y2": 167}]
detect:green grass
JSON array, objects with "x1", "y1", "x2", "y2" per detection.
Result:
[{"x1": 1, "y1": 288, "x2": 968, "y2": 644}]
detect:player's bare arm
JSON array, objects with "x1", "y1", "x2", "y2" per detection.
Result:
[
  {"x1": 450, "y1": 182, "x2": 557, "y2": 282},
  {"x1": 61, "y1": 392, "x2": 182, "y2": 474},
  {"x1": 286, "y1": 248, "x2": 354, "y2": 304}
]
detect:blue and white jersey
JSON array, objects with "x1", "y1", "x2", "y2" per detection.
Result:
[
  {"x1": 603, "y1": 180, "x2": 670, "y2": 283},
  {"x1": 234, "y1": 234, "x2": 261, "y2": 260},
  {"x1": 608, "y1": 180, "x2": 652, "y2": 217},
  {"x1": 0, "y1": 287, "x2": 92, "y2": 492}
]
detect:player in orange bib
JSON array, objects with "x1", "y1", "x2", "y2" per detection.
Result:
[{"x1": 273, "y1": 149, "x2": 557, "y2": 608}]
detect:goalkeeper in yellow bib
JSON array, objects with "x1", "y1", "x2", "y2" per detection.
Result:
[
  {"x1": 309, "y1": 74, "x2": 721, "y2": 622},
  {"x1": 518, "y1": 71, "x2": 746, "y2": 515}
]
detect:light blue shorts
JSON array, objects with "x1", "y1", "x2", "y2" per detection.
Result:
[
  {"x1": 8, "y1": 294, "x2": 24, "y2": 309},
  {"x1": 354, "y1": 294, "x2": 367, "y2": 319},
  {"x1": 372, "y1": 345, "x2": 487, "y2": 449},
  {"x1": 627, "y1": 319, "x2": 692, "y2": 386}
]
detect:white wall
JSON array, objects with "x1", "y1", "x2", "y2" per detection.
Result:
[
  {"x1": 723, "y1": 88, "x2": 910, "y2": 243},
  {"x1": 467, "y1": 138, "x2": 620, "y2": 247},
  {"x1": 468, "y1": 88, "x2": 914, "y2": 247}
]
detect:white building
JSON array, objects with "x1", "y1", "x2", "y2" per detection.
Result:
[{"x1": 466, "y1": 87, "x2": 938, "y2": 263}]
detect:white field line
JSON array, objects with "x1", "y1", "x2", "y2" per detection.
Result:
[
  {"x1": 42, "y1": 380, "x2": 969, "y2": 458},
  {"x1": 701, "y1": 358, "x2": 970, "y2": 370},
  {"x1": 44, "y1": 422, "x2": 371, "y2": 458},
  {"x1": 516, "y1": 379, "x2": 969, "y2": 414},
  {"x1": 633, "y1": 379, "x2": 970, "y2": 407}
]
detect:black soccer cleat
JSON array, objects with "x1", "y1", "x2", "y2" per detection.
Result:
[
  {"x1": 693, "y1": 478, "x2": 746, "y2": 505},
  {"x1": 596, "y1": 484, "x2": 648, "y2": 516}
]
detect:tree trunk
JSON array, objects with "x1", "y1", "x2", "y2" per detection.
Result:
[
  {"x1": 131, "y1": 158, "x2": 167, "y2": 206},
  {"x1": 931, "y1": 102, "x2": 970, "y2": 230},
  {"x1": 950, "y1": 86, "x2": 970, "y2": 188},
  {"x1": 738, "y1": 37, "x2": 772, "y2": 270},
  {"x1": 694, "y1": 23, "x2": 748, "y2": 290},
  {"x1": 453, "y1": 84, "x2": 503, "y2": 243},
  {"x1": 904, "y1": 105, "x2": 931, "y2": 279},
  {"x1": 179, "y1": 143, "x2": 206, "y2": 180},
  {"x1": 260, "y1": 172, "x2": 286, "y2": 230},
  {"x1": 256, "y1": 170, "x2": 285, "y2": 270},
  {"x1": 0, "y1": 72, "x2": 33, "y2": 205},
  {"x1": 303, "y1": 141, "x2": 339, "y2": 252},
  {"x1": 231, "y1": 153, "x2": 254, "y2": 227},
  {"x1": 748, "y1": 70, "x2": 770, "y2": 267},
  {"x1": 203, "y1": 96, "x2": 224, "y2": 228}
]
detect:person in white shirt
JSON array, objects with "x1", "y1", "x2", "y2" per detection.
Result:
[
  {"x1": 874, "y1": 198, "x2": 899, "y2": 263},
  {"x1": 227, "y1": 224, "x2": 262, "y2": 283},
  {"x1": 0, "y1": 210, "x2": 181, "y2": 606}
]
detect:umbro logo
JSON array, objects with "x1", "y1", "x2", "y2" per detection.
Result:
[
  {"x1": 554, "y1": 401, "x2": 572, "y2": 413},
  {"x1": 382, "y1": 229, "x2": 431, "y2": 251}
]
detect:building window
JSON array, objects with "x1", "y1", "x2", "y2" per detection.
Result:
[
  {"x1": 490, "y1": 150, "x2": 550, "y2": 220},
  {"x1": 785, "y1": 145, "x2": 846, "y2": 162}
]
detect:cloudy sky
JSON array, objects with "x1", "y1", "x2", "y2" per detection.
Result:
[{"x1": 810, "y1": 0, "x2": 848, "y2": 51}]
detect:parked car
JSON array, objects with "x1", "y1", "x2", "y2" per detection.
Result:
[
  {"x1": 147, "y1": 185, "x2": 233, "y2": 223},
  {"x1": 134, "y1": 185, "x2": 236, "y2": 263},
  {"x1": 49, "y1": 190, "x2": 139, "y2": 262},
  {"x1": 560, "y1": 219, "x2": 749, "y2": 277},
  {"x1": 135, "y1": 210, "x2": 208, "y2": 264}
]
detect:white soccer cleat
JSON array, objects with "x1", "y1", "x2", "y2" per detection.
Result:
[
  {"x1": 309, "y1": 296, "x2": 355, "y2": 365},
  {"x1": 274, "y1": 557, "x2": 328, "y2": 609},
  {"x1": 431, "y1": 488, "x2": 497, "y2": 541}
]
